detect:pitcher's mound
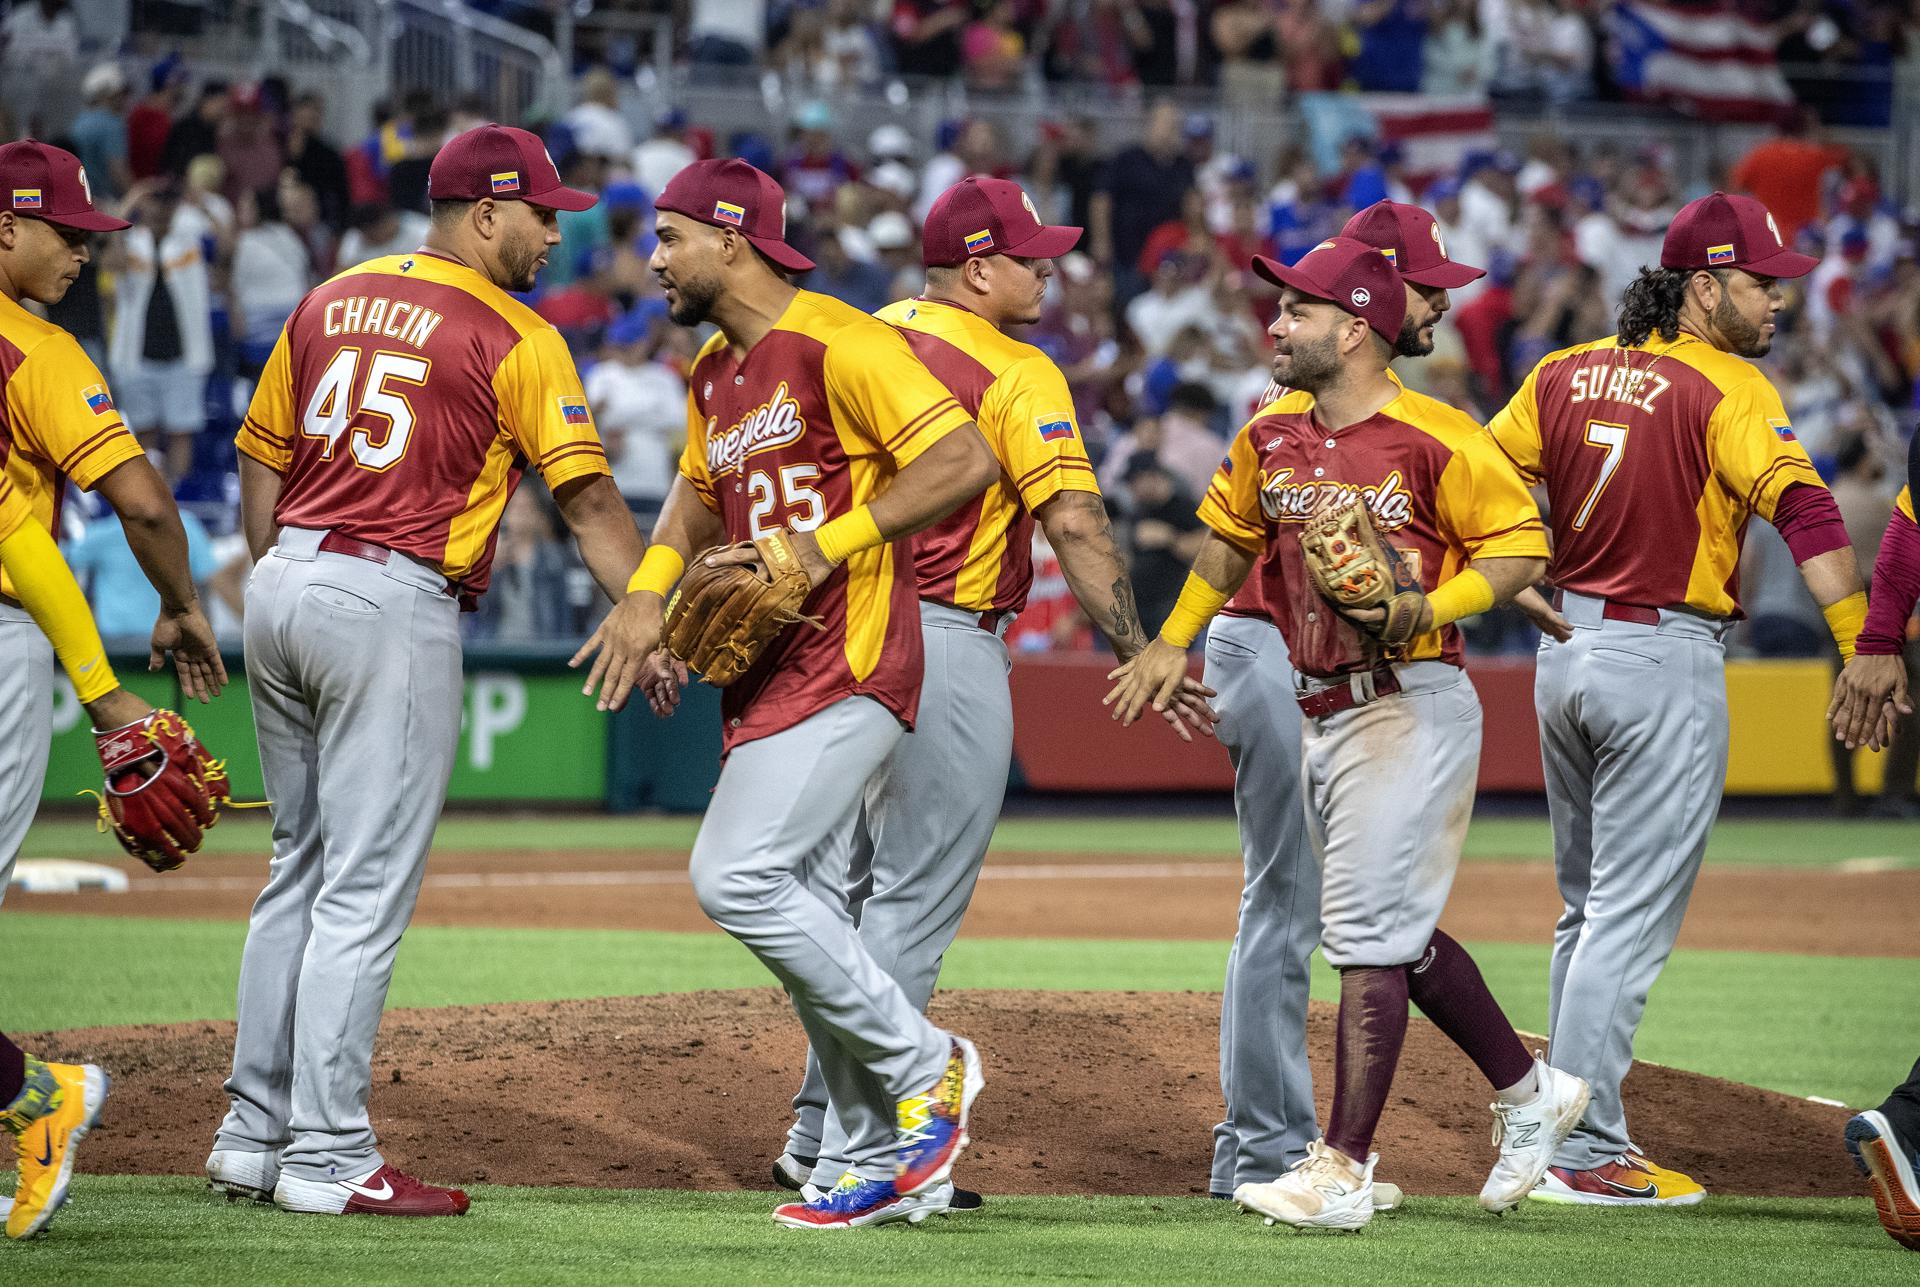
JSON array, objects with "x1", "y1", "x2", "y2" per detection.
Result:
[{"x1": 25, "y1": 989, "x2": 1855, "y2": 1197}]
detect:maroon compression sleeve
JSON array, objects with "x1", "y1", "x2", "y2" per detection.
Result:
[
  {"x1": 1771, "y1": 482, "x2": 1851, "y2": 564},
  {"x1": 1858, "y1": 507, "x2": 1920, "y2": 656}
]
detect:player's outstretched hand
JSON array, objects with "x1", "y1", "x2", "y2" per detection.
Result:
[
  {"x1": 642, "y1": 648, "x2": 687, "y2": 718},
  {"x1": 1104, "y1": 638, "x2": 1193, "y2": 730},
  {"x1": 572, "y1": 592, "x2": 665, "y2": 713},
  {"x1": 150, "y1": 603, "x2": 228, "y2": 703},
  {"x1": 1513, "y1": 585, "x2": 1573, "y2": 643},
  {"x1": 1828, "y1": 652, "x2": 1913, "y2": 751},
  {"x1": 1157, "y1": 673, "x2": 1220, "y2": 743}
]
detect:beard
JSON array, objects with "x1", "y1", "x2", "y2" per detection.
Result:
[
  {"x1": 667, "y1": 271, "x2": 721, "y2": 327},
  {"x1": 1395, "y1": 315, "x2": 1435, "y2": 358},
  {"x1": 1713, "y1": 293, "x2": 1769, "y2": 357},
  {"x1": 501, "y1": 233, "x2": 546, "y2": 293},
  {"x1": 1272, "y1": 330, "x2": 1341, "y2": 392}
]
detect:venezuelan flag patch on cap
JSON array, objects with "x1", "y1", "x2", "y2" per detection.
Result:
[
  {"x1": 12, "y1": 189, "x2": 41, "y2": 209},
  {"x1": 1380, "y1": 247, "x2": 1398, "y2": 264},
  {"x1": 713, "y1": 199, "x2": 746, "y2": 227},
  {"x1": 964, "y1": 228, "x2": 995, "y2": 255},
  {"x1": 491, "y1": 172, "x2": 520, "y2": 193},
  {"x1": 1706, "y1": 243, "x2": 1737, "y2": 265},
  {"x1": 1037, "y1": 415, "x2": 1075, "y2": 442},
  {"x1": 558, "y1": 395, "x2": 592, "y2": 425},
  {"x1": 81, "y1": 384, "x2": 114, "y2": 416}
]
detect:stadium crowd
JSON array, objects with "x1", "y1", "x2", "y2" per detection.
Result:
[{"x1": 0, "y1": 16, "x2": 1913, "y2": 713}]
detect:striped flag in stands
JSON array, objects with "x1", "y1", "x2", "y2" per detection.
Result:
[{"x1": 1606, "y1": 0, "x2": 1795, "y2": 123}]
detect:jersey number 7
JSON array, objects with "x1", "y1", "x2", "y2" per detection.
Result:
[
  {"x1": 1570, "y1": 420, "x2": 1629, "y2": 531},
  {"x1": 300, "y1": 347, "x2": 433, "y2": 472}
]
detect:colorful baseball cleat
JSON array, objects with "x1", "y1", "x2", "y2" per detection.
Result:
[
  {"x1": 206, "y1": 1148, "x2": 281, "y2": 1204},
  {"x1": 1845, "y1": 1110, "x2": 1920, "y2": 1250},
  {"x1": 273, "y1": 1163, "x2": 470, "y2": 1216},
  {"x1": 1530, "y1": 1153, "x2": 1707, "y2": 1206},
  {"x1": 895, "y1": 1036, "x2": 983, "y2": 1196},
  {"x1": 1233, "y1": 1139, "x2": 1376, "y2": 1231},
  {"x1": 5, "y1": 1062, "x2": 110, "y2": 1239},
  {"x1": 772, "y1": 1173, "x2": 932, "y2": 1229},
  {"x1": 1479, "y1": 1058, "x2": 1592, "y2": 1213}
]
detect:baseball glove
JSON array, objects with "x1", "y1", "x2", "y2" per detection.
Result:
[
  {"x1": 88, "y1": 710, "x2": 233, "y2": 872},
  {"x1": 1299, "y1": 494, "x2": 1428, "y2": 647},
  {"x1": 664, "y1": 531, "x2": 821, "y2": 686}
]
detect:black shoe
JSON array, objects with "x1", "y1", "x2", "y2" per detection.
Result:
[
  {"x1": 772, "y1": 1153, "x2": 817, "y2": 1191},
  {"x1": 948, "y1": 1187, "x2": 984, "y2": 1211}
]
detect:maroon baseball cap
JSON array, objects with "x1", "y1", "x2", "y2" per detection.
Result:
[
  {"x1": 922, "y1": 176, "x2": 1081, "y2": 267},
  {"x1": 1661, "y1": 191, "x2": 1817, "y2": 279},
  {"x1": 0, "y1": 140, "x2": 129, "y2": 232},
  {"x1": 654, "y1": 158, "x2": 814, "y2": 273},
  {"x1": 428, "y1": 124, "x2": 596, "y2": 211},
  {"x1": 1339, "y1": 199, "x2": 1482, "y2": 288},
  {"x1": 1252, "y1": 238, "x2": 1406, "y2": 342}
]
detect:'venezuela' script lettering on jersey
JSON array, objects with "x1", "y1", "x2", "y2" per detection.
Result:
[
  {"x1": 320, "y1": 295, "x2": 446, "y2": 350},
  {"x1": 1259, "y1": 468, "x2": 1415, "y2": 530},
  {"x1": 706, "y1": 380, "x2": 808, "y2": 477},
  {"x1": 1566, "y1": 362, "x2": 1671, "y2": 416}
]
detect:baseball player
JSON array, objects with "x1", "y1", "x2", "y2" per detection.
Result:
[
  {"x1": 1831, "y1": 433, "x2": 1920, "y2": 1253},
  {"x1": 207, "y1": 125, "x2": 653, "y2": 1217},
  {"x1": 772, "y1": 177, "x2": 1213, "y2": 1219},
  {"x1": 1487, "y1": 193, "x2": 1864, "y2": 1206},
  {"x1": 1204, "y1": 200, "x2": 1489, "y2": 1204},
  {"x1": 0, "y1": 138, "x2": 224, "y2": 903},
  {"x1": 1109, "y1": 238, "x2": 1590, "y2": 1231},
  {"x1": 614, "y1": 158, "x2": 997, "y2": 1229}
]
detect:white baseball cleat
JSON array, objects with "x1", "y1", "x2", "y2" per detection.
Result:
[
  {"x1": 1479, "y1": 1057, "x2": 1592, "y2": 1213},
  {"x1": 1234, "y1": 1139, "x2": 1376, "y2": 1231},
  {"x1": 206, "y1": 1149, "x2": 280, "y2": 1203}
]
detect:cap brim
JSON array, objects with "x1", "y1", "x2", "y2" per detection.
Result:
[
  {"x1": 40, "y1": 209, "x2": 131, "y2": 232},
  {"x1": 1251, "y1": 254, "x2": 1328, "y2": 299},
  {"x1": 524, "y1": 183, "x2": 598, "y2": 212},
  {"x1": 1401, "y1": 260, "x2": 1484, "y2": 288},
  {"x1": 749, "y1": 234, "x2": 815, "y2": 274},
  {"x1": 1741, "y1": 248, "x2": 1820, "y2": 280},
  {"x1": 1006, "y1": 223, "x2": 1083, "y2": 260}
]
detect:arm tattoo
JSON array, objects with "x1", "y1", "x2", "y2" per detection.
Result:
[{"x1": 1106, "y1": 573, "x2": 1149, "y2": 660}]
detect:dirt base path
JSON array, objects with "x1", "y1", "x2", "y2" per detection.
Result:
[
  {"x1": 16, "y1": 850, "x2": 1918, "y2": 957},
  {"x1": 24, "y1": 989, "x2": 1856, "y2": 1199}
]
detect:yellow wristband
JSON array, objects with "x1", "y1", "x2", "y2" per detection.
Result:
[
  {"x1": 814, "y1": 505, "x2": 884, "y2": 566},
  {"x1": 0, "y1": 519, "x2": 119, "y2": 702},
  {"x1": 1159, "y1": 570, "x2": 1231, "y2": 648},
  {"x1": 627, "y1": 544, "x2": 684, "y2": 598},
  {"x1": 1824, "y1": 590, "x2": 1868, "y2": 664},
  {"x1": 1425, "y1": 569, "x2": 1496, "y2": 631}
]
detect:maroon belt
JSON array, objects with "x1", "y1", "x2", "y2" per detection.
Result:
[
  {"x1": 318, "y1": 532, "x2": 455, "y2": 598},
  {"x1": 976, "y1": 610, "x2": 1013, "y2": 634},
  {"x1": 1551, "y1": 590, "x2": 1659, "y2": 626},
  {"x1": 1296, "y1": 664, "x2": 1401, "y2": 719}
]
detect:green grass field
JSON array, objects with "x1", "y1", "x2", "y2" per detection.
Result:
[{"x1": 3, "y1": 808, "x2": 1916, "y2": 1279}]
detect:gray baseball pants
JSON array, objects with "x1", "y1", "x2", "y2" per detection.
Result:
[
  {"x1": 0, "y1": 605, "x2": 54, "y2": 906},
  {"x1": 213, "y1": 526, "x2": 463, "y2": 1182},
  {"x1": 692, "y1": 694, "x2": 955, "y2": 1184},
  {"x1": 785, "y1": 602, "x2": 1014, "y2": 1187},
  {"x1": 1202, "y1": 614, "x2": 1320, "y2": 1193},
  {"x1": 1538, "y1": 590, "x2": 1731, "y2": 1170}
]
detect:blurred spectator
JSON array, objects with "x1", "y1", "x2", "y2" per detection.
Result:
[
  {"x1": 1739, "y1": 519, "x2": 1825, "y2": 658},
  {"x1": 1451, "y1": 152, "x2": 1519, "y2": 283},
  {"x1": 1005, "y1": 529, "x2": 1097, "y2": 652},
  {"x1": 127, "y1": 56, "x2": 190, "y2": 182},
  {"x1": 1423, "y1": 0, "x2": 1493, "y2": 95},
  {"x1": 108, "y1": 180, "x2": 215, "y2": 483},
  {"x1": 547, "y1": 153, "x2": 611, "y2": 288},
  {"x1": 583, "y1": 303, "x2": 686, "y2": 510},
  {"x1": 219, "y1": 85, "x2": 286, "y2": 207},
  {"x1": 916, "y1": 118, "x2": 1001, "y2": 223},
  {"x1": 1277, "y1": 0, "x2": 1345, "y2": 91},
  {"x1": 468, "y1": 488, "x2": 574, "y2": 642},
  {"x1": 565, "y1": 67, "x2": 635, "y2": 161},
  {"x1": 962, "y1": 2, "x2": 1027, "y2": 92},
  {"x1": 162, "y1": 81, "x2": 229, "y2": 179},
  {"x1": 336, "y1": 202, "x2": 428, "y2": 268},
  {"x1": 1116, "y1": 454, "x2": 1207, "y2": 633},
  {"x1": 175, "y1": 153, "x2": 237, "y2": 253},
  {"x1": 1729, "y1": 113, "x2": 1851, "y2": 245},
  {"x1": 286, "y1": 92, "x2": 350, "y2": 229},
  {"x1": 688, "y1": 0, "x2": 766, "y2": 67},
  {"x1": 1492, "y1": 0, "x2": 1593, "y2": 105},
  {"x1": 384, "y1": 106, "x2": 447, "y2": 214},
  {"x1": 66, "y1": 506, "x2": 215, "y2": 639},
  {"x1": 633, "y1": 107, "x2": 697, "y2": 198},
  {"x1": 1137, "y1": 186, "x2": 1215, "y2": 278},
  {"x1": 1153, "y1": 381, "x2": 1229, "y2": 501},
  {"x1": 1092, "y1": 102, "x2": 1197, "y2": 306},
  {"x1": 1124, "y1": 252, "x2": 1214, "y2": 357},
  {"x1": 71, "y1": 62, "x2": 132, "y2": 201},
  {"x1": 867, "y1": 210, "x2": 920, "y2": 296},
  {"x1": 1021, "y1": 117, "x2": 1100, "y2": 229},
  {"x1": 784, "y1": 101, "x2": 860, "y2": 209},
  {"x1": 231, "y1": 182, "x2": 315, "y2": 375},
  {"x1": 2, "y1": 0, "x2": 79, "y2": 136},
  {"x1": 1212, "y1": 0, "x2": 1287, "y2": 108},
  {"x1": 1349, "y1": 0, "x2": 1427, "y2": 93},
  {"x1": 806, "y1": 226, "x2": 892, "y2": 314},
  {"x1": 891, "y1": 0, "x2": 970, "y2": 77}
]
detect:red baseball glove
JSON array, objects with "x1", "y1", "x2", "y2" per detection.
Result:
[{"x1": 91, "y1": 710, "x2": 233, "y2": 872}]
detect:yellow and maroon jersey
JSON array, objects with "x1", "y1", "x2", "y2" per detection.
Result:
[
  {"x1": 0, "y1": 470, "x2": 30, "y2": 544},
  {"x1": 1221, "y1": 378, "x2": 1290, "y2": 623},
  {"x1": 1199, "y1": 378, "x2": 1548, "y2": 678},
  {"x1": 1900, "y1": 486, "x2": 1915, "y2": 525},
  {"x1": 1487, "y1": 332, "x2": 1824, "y2": 617},
  {"x1": 680, "y1": 289, "x2": 973, "y2": 751},
  {"x1": 0, "y1": 292, "x2": 143, "y2": 599},
  {"x1": 235, "y1": 253, "x2": 610, "y2": 598},
  {"x1": 875, "y1": 297, "x2": 1098, "y2": 614}
]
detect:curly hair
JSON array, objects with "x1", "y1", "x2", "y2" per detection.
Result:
[{"x1": 1617, "y1": 266, "x2": 1730, "y2": 347}]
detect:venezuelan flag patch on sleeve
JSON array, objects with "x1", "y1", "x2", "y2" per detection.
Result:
[
  {"x1": 1037, "y1": 415, "x2": 1075, "y2": 443},
  {"x1": 558, "y1": 395, "x2": 592, "y2": 426},
  {"x1": 81, "y1": 384, "x2": 115, "y2": 416},
  {"x1": 1768, "y1": 418, "x2": 1795, "y2": 441}
]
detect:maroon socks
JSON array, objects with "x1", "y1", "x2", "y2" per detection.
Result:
[
  {"x1": 1325, "y1": 965, "x2": 1410, "y2": 1164},
  {"x1": 1406, "y1": 929, "x2": 1534, "y2": 1092}
]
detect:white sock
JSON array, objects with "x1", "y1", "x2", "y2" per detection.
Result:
[{"x1": 1495, "y1": 1063, "x2": 1542, "y2": 1105}]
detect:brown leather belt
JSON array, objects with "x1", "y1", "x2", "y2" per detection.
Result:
[
  {"x1": 318, "y1": 531, "x2": 455, "y2": 598},
  {"x1": 1296, "y1": 664, "x2": 1401, "y2": 719},
  {"x1": 1551, "y1": 590, "x2": 1659, "y2": 626}
]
